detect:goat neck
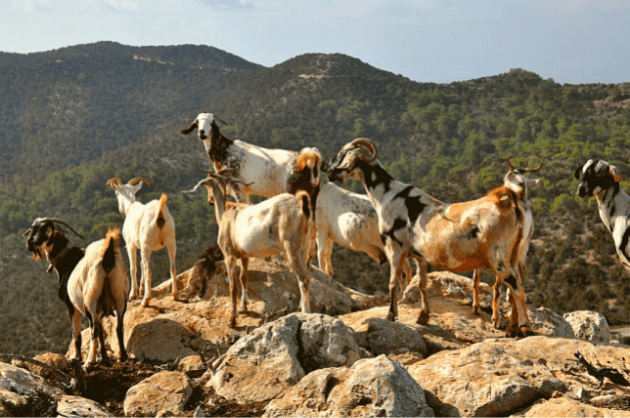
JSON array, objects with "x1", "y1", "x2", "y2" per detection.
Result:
[
  {"x1": 596, "y1": 182, "x2": 629, "y2": 233},
  {"x1": 207, "y1": 180, "x2": 229, "y2": 223}
]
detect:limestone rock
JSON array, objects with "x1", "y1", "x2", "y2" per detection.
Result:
[
  {"x1": 57, "y1": 394, "x2": 111, "y2": 417},
  {"x1": 409, "y1": 336, "x2": 630, "y2": 417},
  {"x1": 264, "y1": 355, "x2": 434, "y2": 417},
  {"x1": 564, "y1": 310, "x2": 611, "y2": 343},
  {"x1": 366, "y1": 317, "x2": 428, "y2": 356},
  {"x1": 511, "y1": 396, "x2": 630, "y2": 417},
  {"x1": 124, "y1": 371, "x2": 193, "y2": 417},
  {"x1": 209, "y1": 313, "x2": 365, "y2": 403},
  {"x1": 528, "y1": 307, "x2": 575, "y2": 337},
  {"x1": 126, "y1": 318, "x2": 201, "y2": 362},
  {"x1": 178, "y1": 355, "x2": 205, "y2": 373},
  {"x1": 0, "y1": 362, "x2": 58, "y2": 412}
]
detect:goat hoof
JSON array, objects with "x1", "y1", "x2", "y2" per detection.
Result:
[
  {"x1": 141, "y1": 299, "x2": 150, "y2": 307},
  {"x1": 519, "y1": 326, "x2": 534, "y2": 337},
  {"x1": 417, "y1": 311, "x2": 430, "y2": 325},
  {"x1": 385, "y1": 312, "x2": 396, "y2": 322},
  {"x1": 172, "y1": 294, "x2": 180, "y2": 302}
]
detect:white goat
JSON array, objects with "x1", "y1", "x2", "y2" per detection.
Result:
[
  {"x1": 181, "y1": 113, "x2": 322, "y2": 204},
  {"x1": 185, "y1": 170, "x2": 314, "y2": 327},
  {"x1": 106, "y1": 177, "x2": 178, "y2": 307},
  {"x1": 328, "y1": 138, "x2": 538, "y2": 337},
  {"x1": 23, "y1": 220, "x2": 128, "y2": 369},
  {"x1": 313, "y1": 181, "x2": 413, "y2": 284}
]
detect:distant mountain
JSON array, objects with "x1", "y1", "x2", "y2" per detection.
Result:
[{"x1": 1, "y1": 42, "x2": 630, "y2": 356}]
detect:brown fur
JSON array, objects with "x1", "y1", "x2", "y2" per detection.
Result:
[
  {"x1": 296, "y1": 149, "x2": 320, "y2": 172},
  {"x1": 156, "y1": 194, "x2": 168, "y2": 229}
]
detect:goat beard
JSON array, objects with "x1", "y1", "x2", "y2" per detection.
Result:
[{"x1": 30, "y1": 248, "x2": 44, "y2": 261}]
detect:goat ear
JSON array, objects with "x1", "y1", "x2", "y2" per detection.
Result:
[
  {"x1": 181, "y1": 120, "x2": 198, "y2": 135},
  {"x1": 574, "y1": 166, "x2": 583, "y2": 180},
  {"x1": 22, "y1": 228, "x2": 31, "y2": 237},
  {"x1": 610, "y1": 165, "x2": 622, "y2": 182}
]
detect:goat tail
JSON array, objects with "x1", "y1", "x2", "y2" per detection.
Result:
[
  {"x1": 100, "y1": 228, "x2": 120, "y2": 317},
  {"x1": 102, "y1": 228, "x2": 120, "y2": 274},
  {"x1": 296, "y1": 191, "x2": 312, "y2": 220},
  {"x1": 157, "y1": 193, "x2": 168, "y2": 229}
]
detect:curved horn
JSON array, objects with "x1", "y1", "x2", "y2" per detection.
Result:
[
  {"x1": 105, "y1": 177, "x2": 122, "y2": 189},
  {"x1": 214, "y1": 115, "x2": 229, "y2": 126},
  {"x1": 350, "y1": 138, "x2": 378, "y2": 163},
  {"x1": 183, "y1": 178, "x2": 214, "y2": 195},
  {"x1": 47, "y1": 218, "x2": 85, "y2": 239},
  {"x1": 521, "y1": 160, "x2": 544, "y2": 173},
  {"x1": 215, "y1": 168, "x2": 237, "y2": 177},
  {"x1": 507, "y1": 156, "x2": 515, "y2": 171},
  {"x1": 22, "y1": 228, "x2": 31, "y2": 237},
  {"x1": 196, "y1": 163, "x2": 213, "y2": 175},
  {"x1": 128, "y1": 178, "x2": 152, "y2": 187}
]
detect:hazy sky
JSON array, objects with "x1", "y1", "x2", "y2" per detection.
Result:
[{"x1": 2, "y1": 0, "x2": 629, "y2": 84}]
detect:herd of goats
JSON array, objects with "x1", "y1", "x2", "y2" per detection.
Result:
[{"x1": 20, "y1": 112, "x2": 630, "y2": 370}]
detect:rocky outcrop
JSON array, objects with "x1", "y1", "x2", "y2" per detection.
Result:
[
  {"x1": 208, "y1": 313, "x2": 365, "y2": 402},
  {"x1": 57, "y1": 394, "x2": 111, "y2": 417},
  {"x1": 564, "y1": 310, "x2": 611, "y2": 343},
  {"x1": 0, "y1": 362, "x2": 59, "y2": 412},
  {"x1": 264, "y1": 355, "x2": 435, "y2": 417},
  {"x1": 123, "y1": 371, "x2": 193, "y2": 416}
]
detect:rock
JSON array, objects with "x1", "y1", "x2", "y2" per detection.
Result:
[
  {"x1": 124, "y1": 371, "x2": 193, "y2": 417},
  {"x1": 409, "y1": 336, "x2": 630, "y2": 417},
  {"x1": 0, "y1": 362, "x2": 58, "y2": 412},
  {"x1": 511, "y1": 396, "x2": 630, "y2": 417},
  {"x1": 297, "y1": 313, "x2": 365, "y2": 372},
  {"x1": 56, "y1": 394, "x2": 111, "y2": 417},
  {"x1": 208, "y1": 314, "x2": 304, "y2": 403},
  {"x1": 264, "y1": 355, "x2": 434, "y2": 417},
  {"x1": 126, "y1": 318, "x2": 202, "y2": 362},
  {"x1": 366, "y1": 317, "x2": 428, "y2": 356},
  {"x1": 388, "y1": 351, "x2": 424, "y2": 367},
  {"x1": 528, "y1": 307, "x2": 575, "y2": 337},
  {"x1": 178, "y1": 355, "x2": 205, "y2": 373},
  {"x1": 193, "y1": 406, "x2": 207, "y2": 417},
  {"x1": 209, "y1": 313, "x2": 365, "y2": 402},
  {"x1": 33, "y1": 352, "x2": 70, "y2": 371},
  {"x1": 564, "y1": 311, "x2": 611, "y2": 343}
]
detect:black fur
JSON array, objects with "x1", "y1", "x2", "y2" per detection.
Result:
[
  {"x1": 505, "y1": 275, "x2": 518, "y2": 291},
  {"x1": 465, "y1": 226, "x2": 480, "y2": 240},
  {"x1": 102, "y1": 236, "x2": 117, "y2": 274},
  {"x1": 381, "y1": 218, "x2": 407, "y2": 247},
  {"x1": 356, "y1": 160, "x2": 393, "y2": 193},
  {"x1": 208, "y1": 120, "x2": 235, "y2": 167}
]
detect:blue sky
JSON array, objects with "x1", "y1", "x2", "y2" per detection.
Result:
[{"x1": 2, "y1": 0, "x2": 629, "y2": 84}]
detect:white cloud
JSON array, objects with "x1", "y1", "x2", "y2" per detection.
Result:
[
  {"x1": 99, "y1": 0, "x2": 140, "y2": 12},
  {"x1": 13, "y1": 0, "x2": 51, "y2": 13},
  {"x1": 200, "y1": 0, "x2": 254, "y2": 10}
]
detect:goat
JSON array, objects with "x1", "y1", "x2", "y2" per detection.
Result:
[
  {"x1": 472, "y1": 157, "x2": 542, "y2": 328},
  {"x1": 106, "y1": 177, "x2": 178, "y2": 307},
  {"x1": 23, "y1": 219, "x2": 128, "y2": 369},
  {"x1": 184, "y1": 169, "x2": 314, "y2": 327},
  {"x1": 181, "y1": 113, "x2": 322, "y2": 205},
  {"x1": 327, "y1": 138, "x2": 537, "y2": 337},
  {"x1": 575, "y1": 159, "x2": 630, "y2": 269},
  {"x1": 313, "y1": 181, "x2": 413, "y2": 284}
]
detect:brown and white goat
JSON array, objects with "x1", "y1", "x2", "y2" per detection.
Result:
[
  {"x1": 471, "y1": 157, "x2": 542, "y2": 328},
  {"x1": 328, "y1": 138, "x2": 537, "y2": 337},
  {"x1": 181, "y1": 113, "x2": 322, "y2": 205},
  {"x1": 23, "y1": 220, "x2": 128, "y2": 369},
  {"x1": 185, "y1": 170, "x2": 314, "y2": 327},
  {"x1": 106, "y1": 177, "x2": 178, "y2": 307}
]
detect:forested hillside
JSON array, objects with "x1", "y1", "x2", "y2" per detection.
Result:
[{"x1": 1, "y1": 41, "x2": 630, "y2": 356}]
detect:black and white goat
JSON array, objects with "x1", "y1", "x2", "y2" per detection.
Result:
[
  {"x1": 106, "y1": 177, "x2": 178, "y2": 307},
  {"x1": 575, "y1": 159, "x2": 630, "y2": 269},
  {"x1": 328, "y1": 138, "x2": 537, "y2": 337},
  {"x1": 181, "y1": 113, "x2": 322, "y2": 205},
  {"x1": 23, "y1": 219, "x2": 128, "y2": 369},
  {"x1": 185, "y1": 170, "x2": 314, "y2": 328}
]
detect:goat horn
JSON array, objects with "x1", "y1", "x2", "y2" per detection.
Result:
[
  {"x1": 215, "y1": 168, "x2": 237, "y2": 177},
  {"x1": 507, "y1": 156, "x2": 515, "y2": 171},
  {"x1": 22, "y1": 228, "x2": 31, "y2": 237},
  {"x1": 196, "y1": 163, "x2": 213, "y2": 175},
  {"x1": 47, "y1": 219, "x2": 85, "y2": 239},
  {"x1": 128, "y1": 178, "x2": 152, "y2": 187},
  {"x1": 521, "y1": 159, "x2": 544, "y2": 173},
  {"x1": 214, "y1": 115, "x2": 229, "y2": 126},
  {"x1": 182, "y1": 178, "x2": 214, "y2": 195},
  {"x1": 105, "y1": 177, "x2": 122, "y2": 189},
  {"x1": 350, "y1": 138, "x2": 378, "y2": 163}
]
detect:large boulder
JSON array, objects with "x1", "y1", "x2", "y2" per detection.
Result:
[
  {"x1": 0, "y1": 362, "x2": 59, "y2": 413},
  {"x1": 125, "y1": 318, "x2": 201, "y2": 362},
  {"x1": 208, "y1": 313, "x2": 365, "y2": 402},
  {"x1": 264, "y1": 355, "x2": 434, "y2": 417},
  {"x1": 511, "y1": 396, "x2": 630, "y2": 417},
  {"x1": 123, "y1": 371, "x2": 193, "y2": 417},
  {"x1": 564, "y1": 311, "x2": 611, "y2": 343},
  {"x1": 57, "y1": 394, "x2": 111, "y2": 417},
  {"x1": 408, "y1": 336, "x2": 630, "y2": 417}
]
